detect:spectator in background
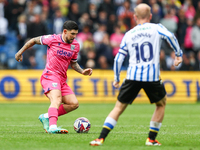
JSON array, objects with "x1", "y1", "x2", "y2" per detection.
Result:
[
  {"x1": 76, "y1": 25, "x2": 92, "y2": 48},
  {"x1": 177, "y1": 8, "x2": 187, "y2": 49},
  {"x1": 58, "y1": 0, "x2": 70, "y2": 17},
  {"x1": 16, "y1": 14, "x2": 27, "y2": 50},
  {"x1": 53, "y1": 8, "x2": 66, "y2": 34},
  {"x1": 27, "y1": 14, "x2": 47, "y2": 38},
  {"x1": 85, "y1": 49, "x2": 97, "y2": 69},
  {"x1": 26, "y1": 13, "x2": 47, "y2": 69},
  {"x1": 160, "y1": 50, "x2": 168, "y2": 71},
  {"x1": 192, "y1": 0, "x2": 199, "y2": 10},
  {"x1": 156, "y1": 0, "x2": 165, "y2": 18},
  {"x1": 76, "y1": 25, "x2": 93, "y2": 65},
  {"x1": 160, "y1": 9, "x2": 177, "y2": 34},
  {"x1": 188, "y1": 51, "x2": 198, "y2": 70},
  {"x1": 4, "y1": 0, "x2": 25, "y2": 31},
  {"x1": 151, "y1": 3, "x2": 161, "y2": 23},
  {"x1": 93, "y1": 24, "x2": 107, "y2": 47},
  {"x1": 78, "y1": 13, "x2": 93, "y2": 32},
  {"x1": 170, "y1": 7, "x2": 179, "y2": 23},
  {"x1": 184, "y1": 17, "x2": 193, "y2": 53},
  {"x1": 25, "y1": 0, "x2": 43, "y2": 23},
  {"x1": 67, "y1": 2, "x2": 80, "y2": 23},
  {"x1": 74, "y1": 0, "x2": 89, "y2": 15},
  {"x1": 0, "y1": 0, "x2": 6, "y2": 18},
  {"x1": 180, "y1": 52, "x2": 198, "y2": 70},
  {"x1": 110, "y1": 25, "x2": 124, "y2": 57},
  {"x1": 21, "y1": 43, "x2": 36, "y2": 69},
  {"x1": 98, "y1": 0, "x2": 115, "y2": 19},
  {"x1": 197, "y1": 51, "x2": 200, "y2": 70},
  {"x1": 117, "y1": 0, "x2": 135, "y2": 29},
  {"x1": 168, "y1": 0, "x2": 181, "y2": 14},
  {"x1": 89, "y1": 0, "x2": 102, "y2": 8},
  {"x1": 182, "y1": 0, "x2": 196, "y2": 19},
  {"x1": 48, "y1": 0, "x2": 59, "y2": 21},
  {"x1": 117, "y1": 0, "x2": 133, "y2": 16},
  {"x1": 40, "y1": 5, "x2": 51, "y2": 34},
  {"x1": 193, "y1": 1, "x2": 200, "y2": 24},
  {"x1": 97, "y1": 11, "x2": 108, "y2": 25},
  {"x1": 24, "y1": 0, "x2": 36, "y2": 23},
  {"x1": 82, "y1": 34, "x2": 95, "y2": 52},
  {"x1": 96, "y1": 33, "x2": 113, "y2": 69},
  {"x1": 148, "y1": 0, "x2": 157, "y2": 8},
  {"x1": 191, "y1": 17, "x2": 200, "y2": 55},
  {"x1": 29, "y1": 0, "x2": 42, "y2": 15},
  {"x1": 113, "y1": 0, "x2": 124, "y2": 12},
  {"x1": 107, "y1": 13, "x2": 117, "y2": 35},
  {"x1": 0, "y1": 10, "x2": 8, "y2": 45},
  {"x1": 87, "y1": 2, "x2": 98, "y2": 24},
  {"x1": 117, "y1": 18, "x2": 128, "y2": 33}
]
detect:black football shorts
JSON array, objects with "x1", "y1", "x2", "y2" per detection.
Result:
[{"x1": 117, "y1": 79, "x2": 166, "y2": 104}]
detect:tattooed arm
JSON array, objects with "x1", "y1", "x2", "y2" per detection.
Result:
[
  {"x1": 70, "y1": 61, "x2": 92, "y2": 76},
  {"x1": 15, "y1": 36, "x2": 42, "y2": 62}
]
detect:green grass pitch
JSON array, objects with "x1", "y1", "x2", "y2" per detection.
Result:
[{"x1": 0, "y1": 103, "x2": 200, "y2": 150}]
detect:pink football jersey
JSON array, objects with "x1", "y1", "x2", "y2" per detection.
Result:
[{"x1": 40, "y1": 34, "x2": 80, "y2": 81}]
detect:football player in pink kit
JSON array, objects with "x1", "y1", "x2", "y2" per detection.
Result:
[{"x1": 15, "y1": 20, "x2": 92, "y2": 134}]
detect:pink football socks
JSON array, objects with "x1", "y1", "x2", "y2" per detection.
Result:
[
  {"x1": 48, "y1": 107, "x2": 58, "y2": 126},
  {"x1": 58, "y1": 104, "x2": 67, "y2": 116}
]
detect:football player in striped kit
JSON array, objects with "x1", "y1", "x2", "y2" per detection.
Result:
[{"x1": 90, "y1": 3, "x2": 182, "y2": 146}]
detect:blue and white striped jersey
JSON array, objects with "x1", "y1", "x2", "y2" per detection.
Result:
[{"x1": 114, "y1": 23, "x2": 182, "y2": 82}]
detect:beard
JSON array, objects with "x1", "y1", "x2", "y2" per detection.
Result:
[{"x1": 66, "y1": 38, "x2": 74, "y2": 44}]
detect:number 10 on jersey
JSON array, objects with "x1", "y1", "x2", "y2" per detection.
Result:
[{"x1": 132, "y1": 42, "x2": 153, "y2": 63}]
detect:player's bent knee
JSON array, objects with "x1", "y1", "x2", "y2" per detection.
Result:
[
  {"x1": 70, "y1": 101, "x2": 79, "y2": 110},
  {"x1": 74, "y1": 103, "x2": 79, "y2": 110}
]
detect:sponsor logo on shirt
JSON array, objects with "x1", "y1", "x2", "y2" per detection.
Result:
[{"x1": 57, "y1": 49, "x2": 73, "y2": 57}]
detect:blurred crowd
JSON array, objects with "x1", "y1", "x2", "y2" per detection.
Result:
[{"x1": 0, "y1": 0, "x2": 200, "y2": 71}]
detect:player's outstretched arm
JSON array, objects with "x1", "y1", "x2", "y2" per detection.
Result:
[
  {"x1": 70, "y1": 61, "x2": 92, "y2": 76},
  {"x1": 15, "y1": 36, "x2": 42, "y2": 62}
]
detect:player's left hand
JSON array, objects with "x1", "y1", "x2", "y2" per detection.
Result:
[
  {"x1": 82, "y1": 68, "x2": 92, "y2": 76},
  {"x1": 174, "y1": 56, "x2": 182, "y2": 66},
  {"x1": 113, "y1": 81, "x2": 120, "y2": 88}
]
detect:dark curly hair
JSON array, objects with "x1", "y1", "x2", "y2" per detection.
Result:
[{"x1": 62, "y1": 20, "x2": 79, "y2": 31}]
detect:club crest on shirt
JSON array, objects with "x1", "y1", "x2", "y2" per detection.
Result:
[
  {"x1": 52, "y1": 83, "x2": 58, "y2": 87},
  {"x1": 71, "y1": 45, "x2": 75, "y2": 50}
]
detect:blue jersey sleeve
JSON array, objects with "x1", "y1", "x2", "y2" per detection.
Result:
[{"x1": 157, "y1": 24, "x2": 182, "y2": 57}]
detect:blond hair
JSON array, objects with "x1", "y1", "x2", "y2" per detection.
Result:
[{"x1": 134, "y1": 3, "x2": 151, "y2": 19}]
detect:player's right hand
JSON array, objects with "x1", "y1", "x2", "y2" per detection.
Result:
[
  {"x1": 113, "y1": 81, "x2": 120, "y2": 88},
  {"x1": 15, "y1": 52, "x2": 23, "y2": 62}
]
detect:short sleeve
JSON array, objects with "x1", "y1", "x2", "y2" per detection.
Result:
[
  {"x1": 40, "y1": 34, "x2": 54, "y2": 46},
  {"x1": 71, "y1": 44, "x2": 80, "y2": 62}
]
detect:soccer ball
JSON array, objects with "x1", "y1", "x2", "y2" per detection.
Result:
[{"x1": 73, "y1": 117, "x2": 91, "y2": 133}]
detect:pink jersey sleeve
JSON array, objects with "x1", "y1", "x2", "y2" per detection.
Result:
[
  {"x1": 40, "y1": 34, "x2": 55, "y2": 46},
  {"x1": 71, "y1": 43, "x2": 80, "y2": 62}
]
